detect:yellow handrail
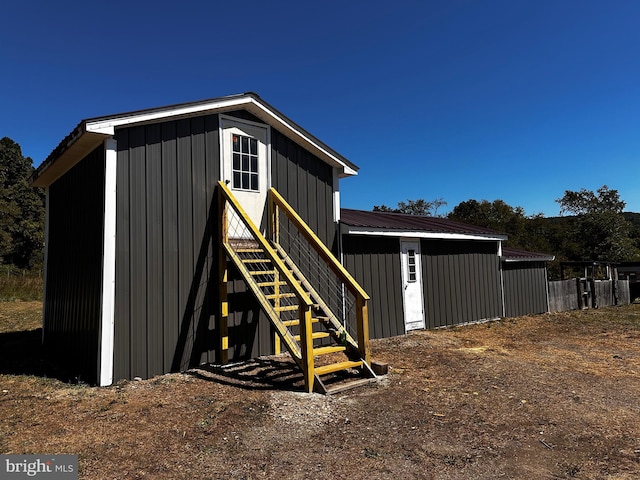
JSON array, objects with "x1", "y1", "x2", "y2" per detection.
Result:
[
  {"x1": 218, "y1": 181, "x2": 317, "y2": 392},
  {"x1": 269, "y1": 187, "x2": 370, "y2": 301},
  {"x1": 218, "y1": 181, "x2": 313, "y2": 308},
  {"x1": 269, "y1": 187, "x2": 370, "y2": 364}
]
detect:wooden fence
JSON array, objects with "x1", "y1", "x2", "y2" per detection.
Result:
[{"x1": 548, "y1": 278, "x2": 630, "y2": 313}]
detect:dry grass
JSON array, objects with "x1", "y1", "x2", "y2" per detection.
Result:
[
  {"x1": 1, "y1": 302, "x2": 639, "y2": 479},
  {"x1": 0, "y1": 268, "x2": 43, "y2": 301}
]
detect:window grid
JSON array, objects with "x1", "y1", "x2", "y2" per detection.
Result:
[
  {"x1": 408, "y1": 249, "x2": 417, "y2": 282},
  {"x1": 232, "y1": 134, "x2": 259, "y2": 191}
]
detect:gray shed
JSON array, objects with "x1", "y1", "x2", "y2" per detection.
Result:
[
  {"x1": 32, "y1": 93, "x2": 371, "y2": 391},
  {"x1": 340, "y1": 209, "x2": 508, "y2": 335},
  {"x1": 501, "y1": 247, "x2": 554, "y2": 317}
]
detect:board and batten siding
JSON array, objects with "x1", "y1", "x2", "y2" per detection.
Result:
[
  {"x1": 114, "y1": 116, "x2": 220, "y2": 380},
  {"x1": 502, "y1": 262, "x2": 549, "y2": 317},
  {"x1": 421, "y1": 239, "x2": 502, "y2": 328},
  {"x1": 43, "y1": 145, "x2": 105, "y2": 383},
  {"x1": 112, "y1": 112, "x2": 339, "y2": 381},
  {"x1": 271, "y1": 129, "x2": 335, "y2": 248},
  {"x1": 342, "y1": 235, "x2": 405, "y2": 339}
]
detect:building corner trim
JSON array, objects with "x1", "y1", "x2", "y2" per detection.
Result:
[
  {"x1": 333, "y1": 169, "x2": 341, "y2": 223},
  {"x1": 98, "y1": 138, "x2": 117, "y2": 386}
]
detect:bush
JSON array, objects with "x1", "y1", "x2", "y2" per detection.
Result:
[{"x1": 0, "y1": 265, "x2": 43, "y2": 301}]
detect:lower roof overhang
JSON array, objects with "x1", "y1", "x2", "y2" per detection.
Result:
[{"x1": 342, "y1": 225, "x2": 507, "y2": 242}]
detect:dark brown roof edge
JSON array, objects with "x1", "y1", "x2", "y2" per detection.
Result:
[{"x1": 340, "y1": 208, "x2": 507, "y2": 237}]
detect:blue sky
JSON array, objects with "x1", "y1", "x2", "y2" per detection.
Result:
[{"x1": 2, "y1": 0, "x2": 640, "y2": 216}]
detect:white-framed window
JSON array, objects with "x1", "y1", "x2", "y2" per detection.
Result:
[
  {"x1": 407, "y1": 249, "x2": 417, "y2": 282},
  {"x1": 232, "y1": 134, "x2": 259, "y2": 191}
]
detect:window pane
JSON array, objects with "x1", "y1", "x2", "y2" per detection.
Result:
[
  {"x1": 232, "y1": 135, "x2": 239, "y2": 152},
  {"x1": 242, "y1": 173, "x2": 249, "y2": 189},
  {"x1": 242, "y1": 155, "x2": 249, "y2": 171},
  {"x1": 241, "y1": 136, "x2": 249, "y2": 153},
  {"x1": 233, "y1": 172, "x2": 241, "y2": 188},
  {"x1": 250, "y1": 174, "x2": 258, "y2": 191},
  {"x1": 250, "y1": 138, "x2": 257, "y2": 155},
  {"x1": 233, "y1": 153, "x2": 240, "y2": 170},
  {"x1": 250, "y1": 157, "x2": 258, "y2": 173}
]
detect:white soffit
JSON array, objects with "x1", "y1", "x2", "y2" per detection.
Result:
[{"x1": 344, "y1": 226, "x2": 507, "y2": 242}]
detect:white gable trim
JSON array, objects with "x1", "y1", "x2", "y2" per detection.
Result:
[
  {"x1": 84, "y1": 95, "x2": 356, "y2": 177},
  {"x1": 34, "y1": 94, "x2": 356, "y2": 188},
  {"x1": 86, "y1": 97, "x2": 253, "y2": 135}
]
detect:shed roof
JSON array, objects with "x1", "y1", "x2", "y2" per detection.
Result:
[
  {"x1": 501, "y1": 247, "x2": 555, "y2": 262},
  {"x1": 32, "y1": 92, "x2": 358, "y2": 187},
  {"x1": 340, "y1": 208, "x2": 507, "y2": 241}
]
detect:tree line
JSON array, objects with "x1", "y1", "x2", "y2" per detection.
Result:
[
  {"x1": 0, "y1": 137, "x2": 44, "y2": 271},
  {"x1": 374, "y1": 185, "x2": 640, "y2": 274},
  {"x1": 1, "y1": 136, "x2": 639, "y2": 276}
]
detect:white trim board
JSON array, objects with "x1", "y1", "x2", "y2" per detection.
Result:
[
  {"x1": 98, "y1": 138, "x2": 117, "y2": 387},
  {"x1": 332, "y1": 168, "x2": 341, "y2": 223},
  {"x1": 84, "y1": 95, "x2": 356, "y2": 175},
  {"x1": 33, "y1": 94, "x2": 357, "y2": 188},
  {"x1": 342, "y1": 226, "x2": 507, "y2": 242}
]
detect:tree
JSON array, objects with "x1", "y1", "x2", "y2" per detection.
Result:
[
  {"x1": 557, "y1": 185, "x2": 626, "y2": 215},
  {"x1": 373, "y1": 198, "x2": 448, "y2": 217},
  {"x1": 0, "y1": 137, "x2": 45, "y2": 268},
  {"x1": 447, "y1": 198, "x2": 564, "y2": 254},
  {"x1": 556, "y1": 185, "x2": 638, "y2": 262},
  {"x1": 449, "y1": 199, "x2": 526, "y2": 239}
]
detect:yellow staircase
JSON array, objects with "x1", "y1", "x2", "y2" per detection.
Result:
[{"x1": 217, "y1": 181, "x2": 375, "y2": 394}]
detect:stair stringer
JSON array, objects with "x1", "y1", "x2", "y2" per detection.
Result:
[
  {"x1": 222, "y1": 243, "x2": 303, "y2": 362},
  {"x1": 273, "y1": 245, "x2": 377, "y2": 393}
]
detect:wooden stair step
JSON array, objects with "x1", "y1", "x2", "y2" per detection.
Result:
[
  {"x1": 314, "y1": 360, "x2": 363, "y2": 376},
  {"x1": 282, "y1": 318, "x2": 320, "y2": 327},
  {"x1": 274, "y1": 305, "x2": 300, "y2": 312},
  {"x1": 324, "y1": 377, "x2": 378, "y2": 395},
  {"x1": 266, "y1": 292, "x2": 296, "y2": 300},
  {"x1": 313, "y1": 345, "x2": 346, "y2": 356},
  {"x1": 257, "y1": 281, "x2": 287, "y2": 287},
  {"x1": 294, "y1": 331, "x2": 330, "y2": 341},
  {"x1": 250, "y1": 270, "x2": 276, "y2": 276}
]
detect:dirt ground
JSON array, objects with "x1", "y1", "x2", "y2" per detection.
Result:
[{"x1": 1, "y1": 301, "x2": 639, "y2": 479}]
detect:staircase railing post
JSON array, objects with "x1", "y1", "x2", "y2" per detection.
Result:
[
  {"x1": 218, "y1": 188, "x2": 229, "y2": 365},
  {"x1": 356, "y1": 295, "x2": 370, "y2": 365},
  {"x1": 270, "y1": 191, "x2": 282, "y2": 355},
  {"x1": 299, "y1": 304, "x2": 315, "y2": 393}
]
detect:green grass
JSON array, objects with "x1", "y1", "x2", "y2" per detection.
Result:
[{"x1": 0, "y1": 266, "x2": 43, "y2": 301}]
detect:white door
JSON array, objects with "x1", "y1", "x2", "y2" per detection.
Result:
[
  {"x1": 401, "y1": 240, "x2": 425, "y2": 331},
  {"x1": 220, "y1": 116, "x2": 269, "y2": 233}
]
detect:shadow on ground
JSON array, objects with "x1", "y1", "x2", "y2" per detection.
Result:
[
  {"x1": 0, "y1": 328, "x2": 76, "y2": 382},
  {"x1": 189, "y1": 356, "x2": 306, "y2": 392}
]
